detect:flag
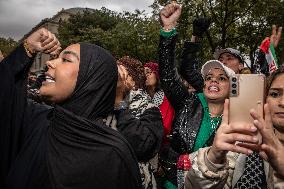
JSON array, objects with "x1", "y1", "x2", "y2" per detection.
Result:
[{"x1": 259, "y1": 37, "x2": 278, "y2": 73}]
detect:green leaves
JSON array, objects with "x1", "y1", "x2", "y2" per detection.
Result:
[
  {"x1": 0, "y1": 37, "x2": 17, "y2": 57},
  {"x1": 166, "y1": 0, "x2": 284, "y2": 65},
  {"x1": 58, "y1": 8, "x2": 160, "y2": 63},
  {"x1": 58, "y1": 1, "x2": 284, "y2": 65}
]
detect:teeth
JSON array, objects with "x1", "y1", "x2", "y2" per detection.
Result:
[
  {"x1": 45, "y1": 75, "x2": 55, "y2": 83},
  {"x1": 209, "y1": 86, "x2": 219, "y2": 92},
  {"x1": 46, "y1": 79, "x2": 55, "y2": 83}
]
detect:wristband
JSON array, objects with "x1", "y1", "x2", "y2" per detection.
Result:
[
  {"x1": 23, "y1": 39, "x2": 36, "y2": 57},
  {"x1": 160, "y1": 28, "x2": 177, "y2": 38}
]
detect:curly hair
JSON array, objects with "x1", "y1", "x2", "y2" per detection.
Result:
[{"x1": 117, "y1": 56, "x2": 146, "y2": 89}]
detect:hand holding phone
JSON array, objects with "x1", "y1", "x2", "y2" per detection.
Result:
[
  {"x1": 208, "y1": 99, "x2": 259, "y2": 164},
  {"x1": 229, "y1": 74, "x2": 265, "y2": 144}
]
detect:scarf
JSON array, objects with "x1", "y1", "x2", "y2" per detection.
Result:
[
  {"x1": 177, "y1": 93, "x2": 222, "y2": 189},
  {"x1": 47, "y1": 43, "x2": 142, "y2": 189},
  {"x1": 193, "y1": 93, "x2": 222, "y2": 151},
  {"x1": 234, "y1": 152, "x2": 267, "y2": 189}
]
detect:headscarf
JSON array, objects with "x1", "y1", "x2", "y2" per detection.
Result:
[
  {"x1": 47, "y1": 43, "x2": 142, "y2": 189},
  {"x1": 144, "y1": 62, "x2": 160, "y2": 79},
  {"x1": 60, "y1": 43, "x2": 117, "y2": 120}
]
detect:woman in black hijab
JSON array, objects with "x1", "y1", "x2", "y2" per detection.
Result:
[{"x1": 0, "y1": 28, "x2": 142, "y2": 189}]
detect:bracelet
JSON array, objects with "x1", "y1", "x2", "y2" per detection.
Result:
[
  {"x1": 162, "y1": 24, "x2": 176, "y2": 32},
  {"x1": 23, "y1": 39, "x2": 36, "y2": 57},
  {"x1": 160, "y1": 28, "x2": 177, "y2": 38},
  {"x1": 162, "y1": 27, "x2": 175, "y2": 32}
]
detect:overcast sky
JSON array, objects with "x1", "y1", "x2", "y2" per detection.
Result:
[{"x1": 0, "y1": 0, "x2": 154, "y2": 40}]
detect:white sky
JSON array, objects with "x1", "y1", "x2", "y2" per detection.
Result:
[{"x1": 0, "y1": 0, "x2": 154, "y2": 40}]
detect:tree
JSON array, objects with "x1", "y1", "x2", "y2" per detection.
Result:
[
  {"x1": 58, "y1": 7, "x2": 122, "y2": 48},
  {"x1": 109, "y1": 10, "x2": 160, "y2": 62},
  {"x1": 58, "y1": 1, "x2": 284, "y2": 66},
  {"x1": 152, "y1": 0, "x2": 284, "y2": 66},
  {"x1": 58, "y1": 8, "x2": 160, "y2": 63},
  {"x1": 0, "y1": 37, "x2": 17, "y2": 57}
]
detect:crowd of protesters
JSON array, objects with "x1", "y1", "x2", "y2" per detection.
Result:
[{"x1": 0, "y1": 1, "x2": 284, "y2": 189}]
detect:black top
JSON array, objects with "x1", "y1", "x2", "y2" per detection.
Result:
[
  {"x1": 158, "y1": 35, "x2": 204, "y2": 154},
  {"x1": 0, "y1": 44, "x2": 142, "y2": 189},
  {"x1": 180, "y1": 41, "x2": 204, "y2": 93}
]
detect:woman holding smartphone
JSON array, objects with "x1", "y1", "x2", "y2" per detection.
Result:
[
  {"x1": 185, "y1": 66, "x2": 284, "y2": 189},
  {"x1": 159, "y1": 2, "x2": 235, "y2": 188}
]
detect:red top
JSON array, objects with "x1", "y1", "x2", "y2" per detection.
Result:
[{"x1": 159, "y1": 95, "x2": 175, "y2": 144}]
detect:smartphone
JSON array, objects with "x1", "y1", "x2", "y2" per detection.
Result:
[{"x1": 229, "y1": 74, "x2": 265, "y2": 126}]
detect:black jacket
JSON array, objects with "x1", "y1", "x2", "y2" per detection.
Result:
[
  {"x1": 116, "y1": 107, "x2": 164, "y2": 162},
  {"x1": 180, "y1": 41, "x2": 204, "y2": 93},
  {"x1": 158, "y1": 35, "x2": 204, "y2": 154}
]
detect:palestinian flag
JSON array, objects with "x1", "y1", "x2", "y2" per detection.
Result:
[{"x1": 260, "y1": 37, "x2": 278, "y2": 73}]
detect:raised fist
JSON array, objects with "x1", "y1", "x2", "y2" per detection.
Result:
[
  {"x1": 192, "y1": 17, "x2": 211, "y2": 37},
  {"x1": 159, "y1": 2, "x2": 182, "y2": 30},
  {"x1": 26, "y1": 28, "x2": 61, "y2": 55}
]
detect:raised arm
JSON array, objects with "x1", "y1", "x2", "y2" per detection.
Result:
[
  {"x1": 180, "y1": 17, "x2": 211, "y2": 93},
  {"x1": 0, "y1": 28, "x2": 60, "y2": 184},
  {"x1": 180, "y1": 41, "x2": 204, "y2": 93},
  {"x1": 252, "y1": 25, "x2": 282, "y2": 75},
  {"x1": 159, "y1": 3, "x2": 194, "y2": 111},
  {"x1": 0, "y1": 28, "x2": 60, "y2": 129}
]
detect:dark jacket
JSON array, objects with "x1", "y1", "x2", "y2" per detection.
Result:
[
  {"x1": 158, "y1": 35, "x2": 204, "y2": 154},
  {"x1": 116, "y1": 107, "x2": 163, "y2": 162},
  {"x1": 180, "y1": 41, "x2": 204, "y2": 93}
]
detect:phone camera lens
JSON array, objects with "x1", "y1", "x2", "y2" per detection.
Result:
[
  {"x1": 232, "y1": 83, "x2": 237, "y2": 88},
  {"x1": 232, "y1": 77, "x2": 237, "y2": 82},
  {"x1": 232, "y1": 89, "x2": 237, "y2": 94}
]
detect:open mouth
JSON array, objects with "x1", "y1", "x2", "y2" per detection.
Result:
[
  {"x1": 45, "y1": 75, "x2": 55, "y2": 83},
  {"x1": 208, "y1": 86, "x2": 220, "y2": 92}
]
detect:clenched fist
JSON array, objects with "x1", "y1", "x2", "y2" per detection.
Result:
[
  {"x1": 26, "y1": 28, "x2": 61, "y2": 55},
  {"x1": 159, "y1": 2, "x2": 182, "y2": 30}
]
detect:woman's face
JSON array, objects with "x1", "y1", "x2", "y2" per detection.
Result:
[
  {"x1": 266, "y1": 73, "x2": 284, "y2": 131},
  {"x1": 145, "y1": 67, "x2": 157, "y2": 87},
  {"x1": 39, "y1": 44, "x2": 80, "y2": 103},
  {"x1": 203, "y1": 68, "x2": 230, "y2": 102}
]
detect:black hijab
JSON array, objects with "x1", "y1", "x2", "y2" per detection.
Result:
[
  {"x1": 47, "y1": 43, "x2": 142, "y2": 189},
  {"x1": 60, "y1": 43, "x2": 117, "y2": 120},
  {"x1": 0, "y1": 43, "x2": 141, "y2": 189}
]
